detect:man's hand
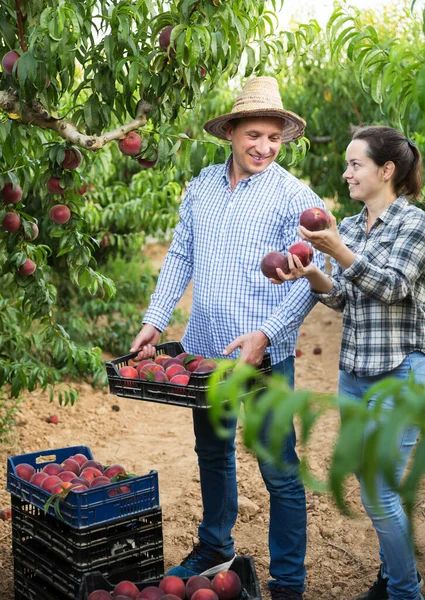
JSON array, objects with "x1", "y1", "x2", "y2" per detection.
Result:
[
  {"x1": 223, "y1": 330, "x2": 269, "y2": 366},
  {"x1": 130, "y1": 324, "x2": 161, "y2": 360}
]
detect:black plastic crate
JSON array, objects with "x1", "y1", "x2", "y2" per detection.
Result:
[
  {"x1": 12, "y1": 497, "x2": 163, "y2": 569},
  {"x1": 79, "y1": 556, "x2": 261, "y2": 600},
  {"x1": 13, "y1": 534, "x2": 164, "y2": 599},
  {"x1": 7, "y1": 445, "x2": 160, "y2": 528},
  {"x1": 106, "y1": 341, "x2": 272, "y2": 409},
  {"x1": 14, "y1": 559, "x2": 63, "y2": 600}
]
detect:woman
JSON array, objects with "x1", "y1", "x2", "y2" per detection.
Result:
[{"x1": 272, "y1": 126, "x2": 424, "y2": 600}]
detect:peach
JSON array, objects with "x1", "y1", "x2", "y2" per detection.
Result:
[
  {"x1": 103, "y1": 464, "x2": 126, "y2": 479},
  {"x1": 2, "y1": 213, "x2": 21, "y2": 232},
  {"x1": 29, "y1": 472, "x2": 49, "y2": 487},
  {"x1": 212, "y1": 571, "x2": 241, "y2": 600},
  {"x1": 42, "y1": 463, "x2": 64, "y2": 476},
  {"x1": 49, "y1": 204, "x2": 71, "y2": 224},
  {"x1": 0, "y1": 507, "x2": 12, "y2": 521},
  {"x1": 119, "y1": 366, "x2": 138, "y2": 379},
  {"x1": 165, "y1": 364, "x2": 187, "y2": 379},
  {"x1": 194, "y1": 359, "x2": 217, "y2": 374},
  {"x1": 58, "y1": 470, "x2": 79, "y2": 482},
  {"x1": 137, "y1": 152, "x2": 158, "y2": 168},
  {"x1": 119, "y1": 132, "x2": 142, "y2": 156},
  {"x1": 159, "y1": 577, "x2": 185, "y2": 599},
  {"x1": 24, "y1": 222, "x2": 39, "y2": 241},
  {"x1": 18, "y1": 258, "x2": 36, "y2": 276},
  {"x1": 154, "y1": 354, "x2": 172, "y2": 366},
  {"x1": 16, "y1": 463, "x2": 35, "y2": 481},
  {"x1": 40, "y1": 475, "x2": 62, "y2": 493},
  {"x1": 163, "y1": 357, "x2": 184, "y2": 370},
  {"x1": 88, "y1": 591, "x2": 112, "y2": 600},
  {"x1": 152, "y1": 370, "x2": 169, "y2": 383},
  {"x1": 170, "y1": 373, "x2": 190, "y2": 386},
  {"x1": 70, "y1": 453, "x2": 88, "y2": 467},
  {"x1": 136, "y1": 360, "x2": 156, "y2": 374},
  {"x1": 137, "y1": 586, "x2": 165, "y2": 600},
  {"x1": 299, "y1": 207, "x2": 330, "y2": 231},
  {"x1": 185, "y1": 356, "x2": 203, "y2": 372},
  {"x1": 161, "y1": 595, "x2": 183, "y2": 600},
  {"x1": 47, "y1": 415, "x2": 59, "y2": 424},
  {"x1": 186, "y1": 576, "x2": 213, "y2": 600},
  {"x1": 52, "y1": 481, "x2": 73, "y2": 495},
  {"x1": 191, "y1": 591, "x2": 218, "y2": 600},
  {"x1": 62, "y1": 146, "x2": 82, "y2": 170},
  {"x1": 1, "y1": 50, "x2": 20, "y2": 75},
  {"x1": 1, "y1": 182, "x2": 22, "y2": 203},
  {"x1": 288, "y1": 241, "x2": 313, "y2": 267},
  {"x1": 90, "y1": 476, "x2": 111, "y2": 488},
  {"x1": 70, "y1": 483, "x2": 89, "y2": 492},
  {"x1": 46, "y1": 176, "x2": 65, "y2": 195},
  {"x1": 61, "y1": 458, "x2": 80, "y2": 475},
  {"x1": 80, "y1": 467, "x2": 103, "y2": 482},
  {"x1": 108, "y1": 484, "x2": 130, "y2": 496},
  {"x1": 159, "y1": 25, "x2": 175, "y2": 52},
  {"x1": 113, "y1": 580, "x2": 139, "y2": 599},
  {"x1": 313, "y1": 346, "x2": 322, "y2": 355},
  {"x1": 260, "y1": 251, "x2": 289, "y2": 278},
  {"x1": 70, "y1": 476, "x2": 90, "y2": 487},
  {"x1": 81, "y1": 459, "x2": 104, "y2": 472}
]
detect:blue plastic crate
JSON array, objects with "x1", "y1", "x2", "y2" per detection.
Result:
[{"x1": 7, "y1": 445, "x2": 160, "y2": 529}]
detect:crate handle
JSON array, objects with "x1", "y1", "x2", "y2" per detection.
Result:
[{"x1": 35, "y1": 454, "x2": 57, "y2": 464}]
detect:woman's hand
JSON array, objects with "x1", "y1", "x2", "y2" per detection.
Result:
[
  {"x1": 298, "y1": 213, "x2": 343, "y2": 258},
  {"x1": 269, "y1": 253, "x2": 318, "y2": 284}
]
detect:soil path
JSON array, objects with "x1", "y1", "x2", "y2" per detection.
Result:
[{"x1": 0, "y1": 242, "x2": 423, "y2": 599}]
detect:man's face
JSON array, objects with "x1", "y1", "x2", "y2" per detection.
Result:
[{"x1": 225, "y1": 117, "x2": 284, "y2": 179}]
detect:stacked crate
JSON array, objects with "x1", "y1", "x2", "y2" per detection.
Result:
[{"x1": 7, "y1": 445, "x2": 164, "y2": 600}]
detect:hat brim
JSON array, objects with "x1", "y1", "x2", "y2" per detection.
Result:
[{"x1": 204, "y1": 109, "x2": 306, "y2": 143}]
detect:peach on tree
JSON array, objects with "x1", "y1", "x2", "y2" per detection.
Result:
[
  {"x1": 159, "y1": 25, "x2": 176, "y2": 53},
  {"x1": 62, "y1": 146, "x2": 83, "y2": 170},
  {"x1": 2, "y1": 213, "x2": 21, "y2": 232},
  {"x1": 46, "y1": 177, "x2": 66, "y2": 195},
  {"x1": 49, "y1": 204, "x2": 71, "y2": 224},
  {"x1": 1, "y1": 182, "x2": 23, "y2": 204},
  {"x1": 1, "y1": 50, "x2": 20, "y2": 75},
  {"x1": 18, "y1": 258, "x2": 36, "y2": 276},
  {"x1": 118, "y1": 132, "x2": 142, "y2": 156}
]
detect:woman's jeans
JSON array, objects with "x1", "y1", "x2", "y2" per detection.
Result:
[
  {"x1": 192, "y1": 356, "x2": 306, "y2": 593},
  {"x1": 339, "y1": 352, "x2": 425, "y2": 600}
]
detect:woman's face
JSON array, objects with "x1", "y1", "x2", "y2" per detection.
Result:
[{"x1": 343, "y1": 139, "x2": 388, "y2": 203}]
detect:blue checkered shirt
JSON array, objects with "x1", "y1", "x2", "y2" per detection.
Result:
[
  {"x1": 143, "y1": 156, "x2": 326, "y2": 365},
  {"x1": 313, "y1": 196, "x2": 425, "y2": 376}
]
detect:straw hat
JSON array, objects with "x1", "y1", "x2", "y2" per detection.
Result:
[{"x1": 204, "y1": 76, "x2": 306, "y2": 144}]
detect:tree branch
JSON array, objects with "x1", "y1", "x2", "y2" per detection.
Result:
[
  {"x1": 310, "y1": 136, "x2": 333, "y2": 144},
  {"x1": 0, "y1": 90, "x2": 151, "y2": 150},
  {"x1": 15, "y1": 0, "x2": 28, "y2": 52}
]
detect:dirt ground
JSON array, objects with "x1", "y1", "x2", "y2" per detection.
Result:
[{"x1": 0, "y1": 242, "x2": 424, "y2": 599}]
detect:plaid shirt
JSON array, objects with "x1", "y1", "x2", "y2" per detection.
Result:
[
  {"x1": 314, "y1": 196, "x2": 425, "y2": 376},
  {"x1": 143, "y1": 156, "x2": 325, "y2": 365}
]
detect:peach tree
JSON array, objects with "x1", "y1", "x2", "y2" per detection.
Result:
[{"x1": 0, "y1": 0, "x2": 318, "y2": 420}]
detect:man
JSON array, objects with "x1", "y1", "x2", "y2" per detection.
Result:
[{"x1": 130, "y1": 76, "x2": 326, "y2": 600}]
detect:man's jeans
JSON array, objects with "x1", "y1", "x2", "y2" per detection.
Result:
[
  {"x1": 192, "y1": 356, "x2": 306, "y2": 593},
  {"x1": 339, "y1": 352, "x2": 425, "y2": 600}
]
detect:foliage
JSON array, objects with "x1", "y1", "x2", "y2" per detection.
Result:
[{"x1": 208, "y1": 362, "x2": 425, "y2": 518}]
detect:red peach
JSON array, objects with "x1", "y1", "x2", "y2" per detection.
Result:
[
  {"x1": 313, "y1": 346, "x2": 322, "y2": 355},
  {"x1": 118, "y1": 132, "x2": 142, "y2": 156},
  {"x1": 260, "y1": 251, "x2": 289, "y2": 278},
  {"x1": 152, "y1": 370, "x2": 169, "y2": 383},
  {"x1": 24, "y1": 222, "x2": 39, "y2": 240},
  {"x1": 295, "y1": 349, "x2": 302, "y2": 358},
  {"x1": 48, "y1": 415, "x2": 59, "y2": 424},
  {"x1": 80, "y1": 467, "x2": 103, "y2": 482},
  {"x1": 81, "y1": 459, "x2": 104, "y2": 472},
  {"x1": 108, "y1": 484, "x2": 131, "y2": 496},
  {"x1": 58, "y1": 470, "x2": 79, "y2": 482},
  {"x1": 159, "y1": 577, "x2": 185, "y2": 599},
  {"x1": 29, "y1": 472, "x2": 49, "y2": 487},
  {"x1": 88, "y1": 591, "x2": 112, "y2": 600},
  {"x1": 18, "y1": 258, "x2": 36, "y2": 276},
  {"x1": 70, "y1": 476, "x2": 90, "y2": 487},
  {"x1": 165, "y1": 364, "x2": 187, "y2": 379},
  {"x1": 2, "y1": 213, "x2": 21, "y2": 232},
  {"x1": 137, "y1": 153, "x2": 158, "y2": 168},
  {"x1": 70, "y1": 484, "x2": 89, "y2": 492},
  {"x1": 185, "y1": 356, "x2": 203, "y2": 372},
  {"x1": 212, "y1": 571, "x2": 242, "y2": 600},
  {"x1": 90, "y1": 476, "x2": 111, "y2": 488},
  {"x1": 103, "y1": 464, "x2": 126, "y2": 479},
  {"x1": 287, "y1": 242, "x2": 313, "y2": 268},
  {"x1": 154, "y1": 354, "x2": 172, "y2": 366},
  {"x1": 192, "y1": 591, "x2": 219, "y2": 600},
  {"x1": 119, "y1": 365, "x2": 139, "y2": 379},
  {"x1": 61, "y1": 458, "x2": 80, "y2": 475},
  {"x1": 163, "y1": 358, "x2": 184, "y2": 370},
  {"x1": 42, "y1": 463, "x2": 64, "y2": 476},
  {"x1": 0, "y1": 507, "x2": 12, "y2": 521},
  {"x1": 113, "y1": 580, "x2": 139, "y2": 599},
  {"x1": 16, "y1": 463, "x2": 35, "y2": 481},
  {"x1": 186, "y1": 576, "x2": 213, "y2": 600},
  {"x1": 70, "y1": 453, "x2": 88, "y2": 467},
  {"x1": 46, "y1": 177, "x2": 65, "y2": 195},
  {"x1": 136, "y1": 360, "x2": 156, "y2": 374},
  {"x1": 194, "y1": 359, "x2": 217, "y2": 374},
  {"x1": 1, "y1": 50, "x2": 20, "y2": 75},
  {"x1": 299, "y1": 207, "x2": 330, "y2": 231},
  {"x1": 137, "y1": 586, "x2": 165, "y2": 600},
  {"x1": 1, "y1": 182, "x2": 22, "y2": 203},
  {"x1": 170, "y1": 373, "x2": 190, "y2": 386},
  {"x1": 62, "y1": 146, "x2": 82, "y2": 170},
  {"x1": 40, "y1": 475, "x2": 62, "y2": 493},
  {"x1": 52, "y1": 481, "x2": 73, "y2": 495},
  {"x1": 49, "y1": 204, "x2": 71, "y2": 224},
  {"x1": 159, "y1": 25, "x2": 175, "y2": 53}
]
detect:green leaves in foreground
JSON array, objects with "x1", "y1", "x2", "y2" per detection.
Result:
[{"x1": 207, "y1": 366, "x2": 425, "y2": 520}]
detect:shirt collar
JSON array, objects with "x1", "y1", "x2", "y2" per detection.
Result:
[
  {"x1": 223, "y1": 153, "x2": 275, "y2": 186},
  {"x1": 355, "y1": 196, "x2": 408, "y2": 225}
]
